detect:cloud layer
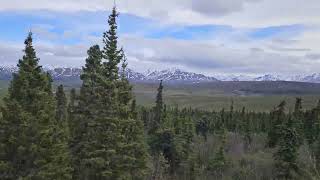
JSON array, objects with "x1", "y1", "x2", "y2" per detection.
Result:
[{"x1": 0, "y1": 0, "x2": 320, "y2": 76}]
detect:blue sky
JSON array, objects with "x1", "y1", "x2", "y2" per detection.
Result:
[
  {"x1": 0, "y1": 0, "x2": 320, "y2": 75},
  {"x1": 0, "y1": 11, "x2": 305, "y2": 43}
]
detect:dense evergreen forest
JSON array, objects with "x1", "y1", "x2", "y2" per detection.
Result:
[{"x1": 0, "y1": 6, "x2": 320, "y2": 180}]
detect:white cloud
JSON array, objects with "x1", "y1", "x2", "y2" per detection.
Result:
[
  {"x1": 191, "y1": 0, "x2": 259, "y2": 16},
  {"x1": 120, "y1": 35, "x2": 320, "y2": 75},
  {"x1": 1, "y1": 32, "x2": 320, "y2": 76},
  {"x1": 1, "y1": 0, "x2": 320, "y2": 75},
  {"x1": 1, "y1": 0, "x2": 320, "y2": 27}
]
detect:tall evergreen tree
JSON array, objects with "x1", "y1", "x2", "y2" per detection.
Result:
[
  {"x1": 239, "y1": 106, "x2": 246, "y2": 133},
  {"x1": 267, "y1": 101, "x2": 286, "y2": 148},
  {"x1": 315, "y1": 137, "x2": 320, "y2": 174},
  {"x1": 102, "y1": 6, "x2": 123, "y2": 81},
  {"x1": 196, "y1": 116, "x2": 210, "y2": 141},
  {"x1": 67, "y1": 88, "x2": 77, "y2": 147},
  {"x1": 292, "y1": 98, "x2": 304, "y2": 145},
  {"x1": 56, "y1": 85, "x2": 68, "y2": 123},
  {"x1": 149, "y1": 81, "x2": 165, "y2": 180},
  {"x1": 116, "y1": 51, "x2": 149, "y2": 179},
  {"x1": 0, "y1": 32, "x2": 72, "y2": 179},
  {"x1": 75, "y1": 41, "x2": 119, "y2": 179},
  {"x1": 208, "y1": 124, "x2": 228, "y2": 178},
  {"x1": 228, "y1": 100, "x2": 235, "y2": 131},
  {"x1": 304, "y1": 109, "x2": 318, "y2": 145},
  {"x1": 149, "y1": 80, "x2": 164, "y2": 134},
  {"x1": 70, "y1": 45, "x2": 103, "y2": 180},
  {"x1": 149, "y1": 81, "x2": 184, "y2": 178},
  {"x1": 274, "y1": 116, "x2": 300, "y2": 179},
  {"x1": 73, "y1": 6, "x2": 148, "y2": 179},
  {"x1": 243, "y1": 113, "x2": 252, "y2": 152}
]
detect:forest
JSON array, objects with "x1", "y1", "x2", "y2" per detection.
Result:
[{"x1": 0, "y1": 6, "x2": 320, "y2": 180}]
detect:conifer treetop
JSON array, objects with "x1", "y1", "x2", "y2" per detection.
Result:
[
  {"x1": 156, "y1": 80, "x2": 164, "y2": 108},
  {"x1": 102, "y1": 6, "x2": 123, "y2": 80},
  {"x1": 19, "y1": 32, "x2": 41, "y2": 71}
]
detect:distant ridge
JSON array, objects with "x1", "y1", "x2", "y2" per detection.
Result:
[{"x1": 1, "y1": 66, "x2": 320, "y2": 83}]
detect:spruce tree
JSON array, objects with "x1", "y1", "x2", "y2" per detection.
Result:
[
  {"x1": 149, "y1": 81, "x2": 165, "y2": 179},
  {"x1": 195, "y1": 116, "x2": 210, "y2": 141},
  {"x1": 315, "y1": 137, "x2": 320, "y2": 173},
  {"x1": 292, "y1": 98, "x2": 304, "y2": 145},
  {"x1": 314, "y1": 100, "x2": 320, "y2": 140},
  {"x1": 243, "y1": 113, "x2": 252, "y2": 152},
  {"x1": 304, "y1": 109, "x2": 318, "y2": 145},
  {"x1": 75, "y1": 42, "x2": 116, "y2": 179},
  {"x1": 267, "y1": 101, "x2": 286, "y2": 148},
  {"x1": 56, "y1": 85, "x2": 68, "y2": 123},
  {"x1": 69, "y1": 45, "x2": 103, "y2": 179},
  {"x1": 67, "y1": 88, "x2": 82, "y2": 180},
  {"x1": 73, "y1": 7, "x2": 148, "y2": 179},
  {"x1": 116, "y1": 52, "x2": 148, "y2": 179},
  {"x1": 228, "y1": 100, "x2": 235, "y2": 131},
  {"x1": 239, "y1": 106, "x2": 246, "y2": 133},
  {"x1": 208, "y1": 125, "x2": 228, "y2": 178},
  {"x1": 150, "y1": 80, "x2": 164, "y2": 135},
  {"x1": 274, "y1": 116, "x2": 300, "y2": 179},
  {"x1": 102, "y1": 6, "x2": 123, "y2": 81},
  {"x1": 0, "y1": 32, "x2": 72, "y2": 179},
  {"x1": 67, "y1": 88, "x2": 77, "y2": 148}
]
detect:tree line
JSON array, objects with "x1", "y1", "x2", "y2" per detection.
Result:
[{"x1": 0, "y1": 6, "x2": 320, "y2": 180}]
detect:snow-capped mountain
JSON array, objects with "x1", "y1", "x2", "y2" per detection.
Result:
[
  {"x1": 0, "y1": 66, "x2": 17, "y2": 80},
  {"x1": 124, "y1": 68, "x2": 148, "y2": 81},
  {"x1": 254, "y1": 74, "x2": 283, "y2": 82},
  {"x1": 0, "y1": 66, "x2": 218, "y2": 83},
  {"x1": 47, "y1": 67, "x2": 82, "y2": 80},
  {"x1": 215, "y1": 74, "x2": 254, "y2": 81},
  {"x1": 300, "y1": 73, "x2": 320, "y2": 83},
  {"x1": 2, "y1": 65, "x2": 320, "y2": 83},
  {"x1": 145, "y1": 68, "x2": 219, "y2": 82}
]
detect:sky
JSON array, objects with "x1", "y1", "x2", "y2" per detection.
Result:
[{"x1": 0, "y1": 0, "x2": 320, "y2": 76}]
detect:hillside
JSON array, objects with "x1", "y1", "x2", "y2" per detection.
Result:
[
  {"x1": 2, "y1": 66, "x2": 320, "y2": 83},
  {"x1": 1, "y1": 79, "x2": 320, "y2": 111}
]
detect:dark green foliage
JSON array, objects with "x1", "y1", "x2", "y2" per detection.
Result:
[
  {"x1": 71, "y1": 46, "x2": 103, "y2": 179},
  {"x1": 67, "y1": 88, "x2": 82, "y2": 179},
  {"x1": 274, "y1": 116, "x2": 300, "y2": 179},
  {"x1": 228, "y1": 100, "x2": 236, "y2": 131},
  {"x1": 292, "y1": 98, "x2": 305, "y2": 145},
  {"x1": 315, "y1": 137, "x2": 320, "y2": 173},
  {"x1": 56, "y1": 85, "x2": 68, "y2": 123},
  {"x1": 150, "y1": 80, "x2": 164, "y2": 135},
  {"x1": 67, "y1": 88, "x2": 77, "y2": 148},
  {"x1": 147, "y1": 83, "x2": 197, "y2": 179},
  {"x1": 243, "y1": 112, "x2": 252, "y2": 152},
  {"x1": 196, "y1": 116, "x2": 210, "y2": 141},
  {"x1": 102, "y1": 7, "x2": 123, "y2": 81},
  {"x1": 148, "y1": 81, "x2": 168, "y2": 179},
  {"x1": 148, "y1": 81, "x2": 165, "y2": 153},
  {"x1": 208, "y1": 126, "x2": 229, "y2": 178},
  {"x1": 267, "y1": 101, "x2": 286, "y2": 148},
  {"x1": 0, "y1": 32, "x2": 72, "y2": 179},
  {"x1": 69, "y1": 7, "x2": 148, "y2": 179},
  {"x1": 239, "y1": 106, "x2": 246, "y2": 132},
  {"x1": 304, "y1": 109, "x2": 319, "y2": 145},
  {"x1": 303, "y1": 100, "x2": 320, "y2": 146},
  {"x1": 117, "y1": 53, "x2": 149, "y2": 179}
]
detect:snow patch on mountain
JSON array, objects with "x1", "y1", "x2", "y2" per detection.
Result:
[
  {"x1": 1, "y1": 65, "x2": 320, "y2": 83},
  {"x1": 144, "y1": 68, "x2": 218, "y2": 82}
]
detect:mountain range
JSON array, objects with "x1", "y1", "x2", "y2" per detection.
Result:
[{"x1": 1, "y1": 66, "x2": 320, "y2": 83}]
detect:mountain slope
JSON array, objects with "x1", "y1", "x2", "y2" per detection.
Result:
[
  {"x1": 0, "y1": 66, "x2": 219, "y2": 83},
  {"x1": 1, "y1": 66, "x2": 320, "y2": 83},
  {"x1": 146, "y1": 68, "x2": 219, "y2": 82}
]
